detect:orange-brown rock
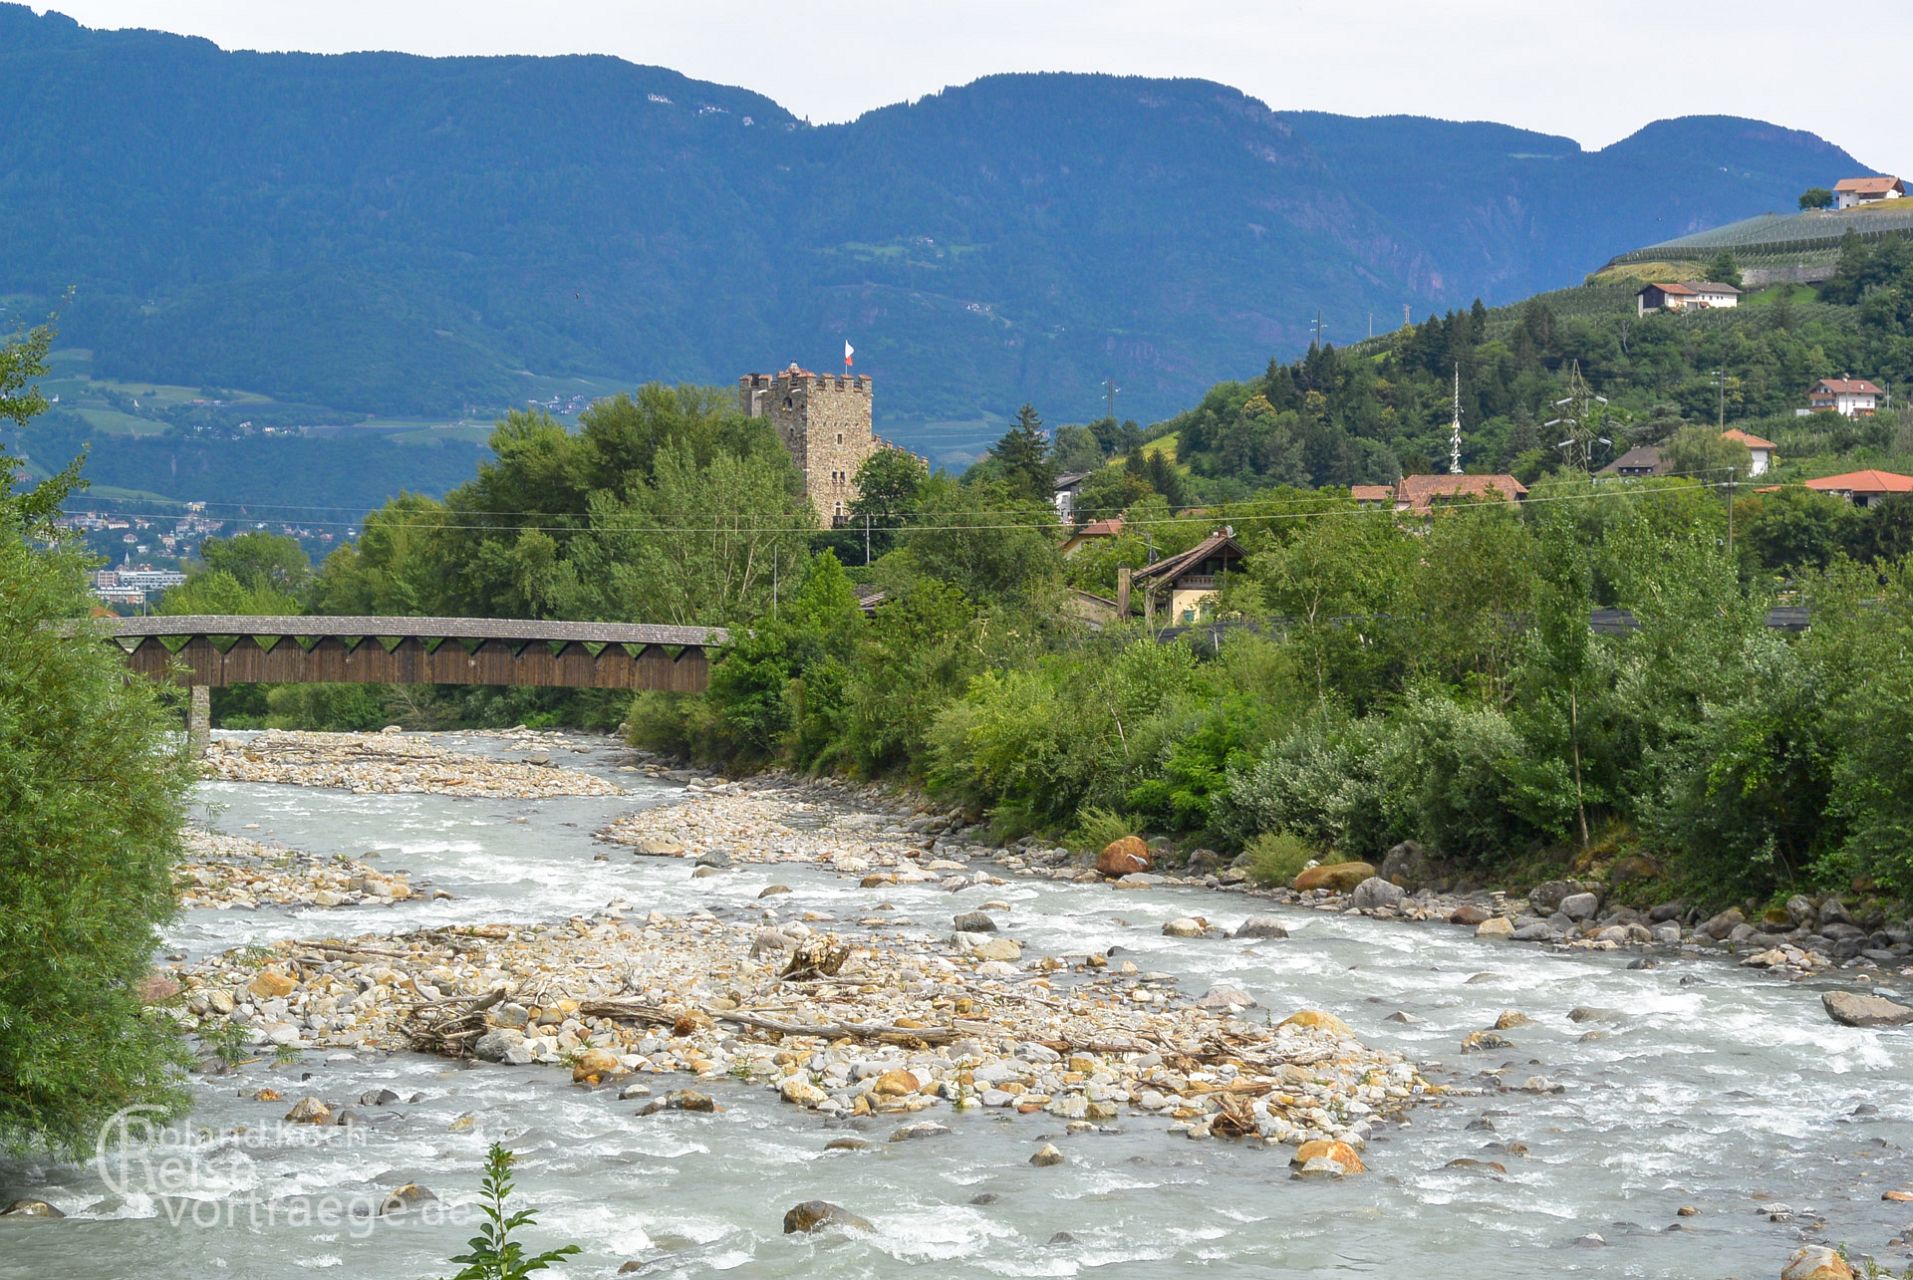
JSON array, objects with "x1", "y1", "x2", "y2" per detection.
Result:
[
  {"x1": 1096, "y1": 837, "x2": 1150, "y2": 878},
  {"x1": 873, "y1": 1069, "x2": 920, "y2": 1097},
  {"x1": 1292, "y1": 1139, "x2": 1366, "y2": 1174},
  {"x1": 1279, "y1": 1009, "x2": 1353, "y2": 1038},
  {"x1": 1292, "y1": 861, "x2": 1376, "y2": 893},
  {"x1": 249, "y1": 970, "x2": 297, "y2": 999},
  {"x1": 571, "y1": 1047, "x2": 623, "y2": 1084}
]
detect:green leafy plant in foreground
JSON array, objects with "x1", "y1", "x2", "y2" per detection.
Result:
[{"x1": 444, "y1": 1143, "x2": 580, "y2": 1280}]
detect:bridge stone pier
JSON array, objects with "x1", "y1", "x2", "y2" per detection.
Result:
[{"x1": 98, "y1": 615, "x2": 729, "y2": 753}]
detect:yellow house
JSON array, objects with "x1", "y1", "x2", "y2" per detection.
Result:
[{"x1": 1124, "y1": 529, "x2": 1246, "y2": 624}]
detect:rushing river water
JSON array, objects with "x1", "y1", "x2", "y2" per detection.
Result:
[{"x1": 2, "y1": 732, "x2": 1910, "y2": 1279}]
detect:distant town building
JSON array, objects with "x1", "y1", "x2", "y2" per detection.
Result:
[
  {"x1": 1833, "y1": 176, "x2": 1905, "y2": 210},
  {"x1": 1060, "y1": 516, "x2": 1123, "y2": 558},
  {"x1": 1597, "y1": 445, "x2": 1670, "y2": 479},
  {"x1": 1801, "y1": 469, "x2": 1913, "y2": 508},
  {"x1": 1719, "y1": 428, "x2": 1777, "y2": 476},
  {"x1": 1637, "y1": 281, "x2": 1741, "y2": 316},
  {"x1": 1052, "y1": 472, "x2": 1088, "y2": 524},
  {"x1": 1349, "y1": 484, "x2": 1395, "y2": 508},
  {"x1": 1390, "y1": 474, "x2": 1528, "y2": 513},
  {"x1": 1804, "y1": 377, "x2": 1885, "y2": 417},
  {"x1": 739, "y1": 363, "x2": 916, "y2": 526},
  {"x1": 1124, "y1": 528, "x2": 1245, "y2": 624}
]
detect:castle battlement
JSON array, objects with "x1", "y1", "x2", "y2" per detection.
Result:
[{"x1": 740, "y1": 361, "x2": 878, "y2": 525}]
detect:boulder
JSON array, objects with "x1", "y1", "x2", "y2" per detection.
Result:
[
  {"x1": 1381, "y1": 840, "x2": 1433, "y2": 890},
  {"x1": 1526, "y1": 880, "x2": 1576, "y2": 915},
  {"x1": 249, "y1": 970, "x2": 297, "y2": 1000},
  {"x1": 137, "y1": 973, "x2": 182, "y2": 1005},
  {"x1": 1161, "y1": 917, "x2": 1208, "y2": 938},
  {"x1": 1475, "y1": 917, "x2": 1515, "y2": 939},
  {"x1": 873, "y1": 1069, "x2": 920, "y2": 1097},
  {"x1": 953, "y1": 911, "x2": 998, "y2": 933},
  {"x1": 782, "y1": 1201, "x2": 873, "y2": 1234},
  {"x1": 1292, "y1": 861, "x2": 1376, "y2": 894},
  {"x1": 1607, "y1": 854, "x2": 1662, "y2": 884},
  {"x1": 473, "y1": 1029, "x2": 533, "y2": 1065},
  {"x1": 1278, "y1": 1009, "x2": 1353, "y2": 1038},
  {"x1": 1197, "y1": 985, "x2": 1257, "y2": 1010},
  {"x1": 779, "y1": 1077, "x2": 829, "y2": 1107},
  {"x1": 1291, "y1": 1139, "x2": 1365, "y2": 1175},
  {"x1": 1233, "y1": 916, "x2": 1289, "y2": 940},
  {"x1": 283, "y1": 1096, "x2": 330, "y2": 1124},
  {"x1": 1781, "y1": 1246, "x2": 1854, "y2": 1280},
  {"x1": 1822, "y1": 991, "x2": 1913, "y2": 1028},
  {"x1": 1030, "y1": 1143, "x2": 1066, "y2": 1167},
  {"x1": 570, "y1": 1047, "x2": 622, "y2": 1083},
  {"x1": 379, "y1": 1184, "x2": 437, "y2": 1216},
  {"x1": 1095, "y1": 837, "x2": 1150, "y2": 878},
  {"x1": 1559, "y1": 892, "x2": 1600, "y2": 921},
  {"x1": 633, "y1": 839, "x2": 684, "y2": 858},
  {"x1": 1701, "y1": 907, "x2": 1745, "y2": 940},
  {"x1": 1493, "y1": 1011, "x2": 1532, "y2": 1030},
  {"x1": 973, "y1": 938, "x2": 1022, "y2": 963},
  {"x1": 0, "y1": 1200, "x2": 62, "y2": 1218},
  {"x1": 1348, "y1": 876, "x2": 1405, "y2": 912},
  {"x1": 1449, "y1": 903, "x2": 1492, "y2": 926}
]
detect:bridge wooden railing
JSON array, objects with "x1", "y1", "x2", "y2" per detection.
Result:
[{"x1": 99, "y1": 615, "x2": 729, "y2": 693}]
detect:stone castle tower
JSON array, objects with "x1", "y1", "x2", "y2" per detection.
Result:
[{"x1": 740, "y1": 363, "x2": 878, "y2": 526}]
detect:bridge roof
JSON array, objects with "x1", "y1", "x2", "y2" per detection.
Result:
[{"x1": 97, "y1": 615, "x2": 728, "y2": 646}]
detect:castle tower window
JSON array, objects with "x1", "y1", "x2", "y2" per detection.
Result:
[{"x1": 836, "y1": 433, "x2": 844, "y2": 445}]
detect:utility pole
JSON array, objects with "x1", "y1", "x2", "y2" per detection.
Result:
[
  {"x1": 1449, "y1": 364, "x2": 1464, "y2": 475},
  {"x1": 1368, "y1": 311, "x2": 1374, "y2": 340},
  {"x1": 1310, "y1": 310, "x2": 1326, "y2": 349},
  {"x1": 1104, "y1": 376, "x2": 1118, "y2": 425},
  {"x1": 1726, "y1": 466, "x2": 1737, "y2": 563},
  {"x1": 1714, "y1": 368, "x2": 1726, "y2": 431},
  {"x1": 863, "y1": 512, "x2": 871, "y2": 567},
  {"x1": 1402, "y1": 302, "x2": 1411, "y2": 329}
]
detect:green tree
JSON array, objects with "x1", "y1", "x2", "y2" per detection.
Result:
[
  {"x1": 199, "y1": 531, "x2": 311, "y2": 597},
  {"x1": 0, "y1": 324, "x2": 193, "y2": 1152},
  {"x1": 1701, "y1": 251, "x2": 1743, "y2": 290},
  {"x1": 1664, "y1": 424, "x2": 1745, "y2": 479},
  {"x1": 990, "y1": 404, "x2": 1056, "y2": 503},
  {"x1": 902, "y1": 476, "x2": 1061, "y2": 604},
  {"x1": 1798, "y1": 186, "x2": 1834, "y2": 210}
]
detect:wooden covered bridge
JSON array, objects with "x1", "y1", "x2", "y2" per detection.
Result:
[{"x1": 98, "y1": 615, "x2": 729, "y2": 753}]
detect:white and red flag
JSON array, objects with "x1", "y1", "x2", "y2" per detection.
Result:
[{"x1": 844, "y1": 339, "x2": 854, "y2": 370}]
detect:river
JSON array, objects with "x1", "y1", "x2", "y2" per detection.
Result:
[{"x1": 1, "y1": 732, "x2": 1908, "y2": 1279}]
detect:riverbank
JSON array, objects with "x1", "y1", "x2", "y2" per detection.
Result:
[
  {"x1": 177, "y1": 827, "x2": 442, "y2": 910},
  {"x1": 202, "y1": 729, "x2": 624, "y2": 798},
  {"x1": 598, "y1": 771, "x2": 1913, "y2": 997},
  {"x1": 171, "y1": 904, "x2": 1429, "y2": 1165}
]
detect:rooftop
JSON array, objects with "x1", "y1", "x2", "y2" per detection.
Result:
[
  {"x1": 1394, "y1": 473, "x2": 1528, "y2": 512},
  {"x1": 1803, "y1": 470, "x2": 1913, "y2": 495}
]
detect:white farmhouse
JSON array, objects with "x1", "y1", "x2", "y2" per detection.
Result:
[{"x1": 1833, "y1": 176, "x2": 1905, "y2": 210}]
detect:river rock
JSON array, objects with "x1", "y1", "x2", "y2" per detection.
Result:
[
  {"x1": 873, "y1": 1069, "x2": 921, "y2": 1097},
  {"x1": 1475, "y1": 917, "x2": 1515, "y2": 939},
  {"x1": 1095, "y1": 837, "x2": 1150, "y2": 878},
  {"x1": 1291, "y1": 1138, "x2": 1365, "y2": 1175},
  {"x1": 1449, "y1": 903, "x2": 1491, "y2": 926},
  {"x1": 492, "y1": 1002, "x2": 530, "y2": 1030},
  {"x1": 758, "y1": 884, "x2": 791, "y2": 898},
  {"x1": 284, "y1": 1096, "x2": 330, "y2": 1124},
  {"x1": 953, "y1": 911, "x2": 998, "y2": 933},
  {"x1": 973, "y1": 937, "x2": 1022, "y2": 963},
  {"x1": 1493, "y1": 1011, "x2": 1532, "y2": 1030},
  {"x1": 1781, "y1": 1245, "x2": 1854, "y2": 1280},
  {"x1": 379, "y1": 1184, "x2": 437, "y2": 1215},
  {"x1": 889, "y1": 1121, "x2": 950, "y2": 1142},
  {"x1": 1292, "y1": 861, "x2": 1376, "y2": 893},
  {"x1": 474, "y1": 1029, "x2": 533, "y2": 1065},
  {"x1": 779, "y1": 1077, "x2": 828, "y2": 1106},
  {"x1": 1380, "y1": 840, "x2": 1432, "y2": 890},
  {"x1": 1197, "y1": 985, "x2": 1256, "y2": 1010},
  {"x1": 1527, "y1": 880, "x2": 1576, "y2": 915},
  {"x1": 1567, "y1": 1007, "x2": 1623, "y2": 1024},
  {"x1": 1348, "y1": 876, "x2": 1404, "y2": 912},
  {"x1": 634, "y1": 839, "x2": 684, "y2": 858},
  {"x1": 1279, "y1": 1009, "x2": 1352, "y2": 1037},
  {"x1": 1822, "y1": 991, "x2": 1913, "y2": 1028},
  {"x1": 1558, "y1": 892, "x2": 1600, "y2": 921},
  {"x1": 1234, "y1": 916, "x2": 1289, "y2": 939},
  {"x1": 571, "y1": 1047, "x2": 623, "y2": 1083},
  {"x1": 1461, "y1": 1030, "x2": 1512, "y2": 1052},
  {"x1": 1030, "y1": 1143, "x2": 1066, "y2": 1167},
  {"x1": 1702, "y1": 907, "x2": 1745, "y2": 940},
  {"x1": 783, "y1": 1200, "x2": 873, "y2": 1234},
  {"x1": 0, "y1": 1200, "x2": 62, "y2": 1218},
  {"x1": 249, "y1": 970, "x2": 297, "y2": 999},
  {"x1": 1161, "y1": 917, "x2": 1209, "y2": 938}
]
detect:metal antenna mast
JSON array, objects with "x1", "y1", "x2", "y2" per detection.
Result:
[
  {"x1": 1449, "y1": 364, "x2": 1464, "y2": 475},
  {"x1": 1104, "y1": 376, "x2": 1118, "y2": 424}
]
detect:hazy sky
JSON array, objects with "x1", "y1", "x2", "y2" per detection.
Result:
[{"x1": 37, "y1": 1, "x2": 1911, "y2": 170}]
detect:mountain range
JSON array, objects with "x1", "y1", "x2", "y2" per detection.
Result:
[{"x1": 0, "y1": 4, "x2": 1867, "y2": 454}]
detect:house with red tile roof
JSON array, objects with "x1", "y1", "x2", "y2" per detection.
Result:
[
  {"x1": 1805, "y1": 377, "x2": 1886, "y2": 417},
  {"x1": 1638, "y1": 281, "x2": 1740, "y2": 316},
  {"x1": 1060, "y1": 516, "x2": 1124, "y2": 558},
  {"x1": 1393, "y1": 474, "x2": 1528, "y2": 514},
  {"x1": 1719, "y1": 428, "x2": 1777, "y2": 476},
  {"x1": 1834, "y1": 176, "x2": 1905, "y2": 210},
  {"x1": 1802, "y1": 469, "x2": 1913, "y2": 508}
]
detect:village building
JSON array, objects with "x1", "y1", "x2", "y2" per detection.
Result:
[
  {"x1": 1119, "y1": 529, "x2": 1245, "y2": 624},
  {"x1": 1060, "y1": 516, "x2": 1123, "y2": 558},
  {"x1": 1596, "y1": 445, "x2": 1670, "y2": 479},
  {"x1": 1391, "y1": 473, "x2": 1528, "y2": 513},
  {"x1": 1349, "y1": 484, "x2": 1395, "y2": 508},
  {"x1": 1637, "y1": 281, "x2": 1741, "y2": 316},
  {"x1": 1833, "y1": 176, "x2": 1905, "y2": 210},
  {"x1": 1052, "y1": 472, "x2": 1088, "y2": 524},
  {"x1": 1802, "y1": 469, "x2": 1913, "y2": 509},
  {"x1": 1804, "y1": 377, "x2": 1885, "y2": 417},
  {"x1": 740, "y1": 364, "x2": 918, "y2": 526},
  {"x1": 1719, "y1": 428, "x2": 1777, "y2": 476}
]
